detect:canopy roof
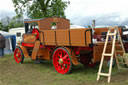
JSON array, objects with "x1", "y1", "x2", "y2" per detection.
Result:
[
  {"x1": 0, "y1": 31, "x2": 15, "y2": 37},
  {"x1": 24, "y1": 17, "x2": 70, "y2": 30},
  {"x1": 24, "y1": 17, "x2": 69, "y2": 23}
]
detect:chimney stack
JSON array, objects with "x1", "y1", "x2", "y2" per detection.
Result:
[{"x1": 92, "y1": 20, "x2": 95, "y2": 28}]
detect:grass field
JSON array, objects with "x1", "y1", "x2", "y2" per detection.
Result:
[{"x1": 0, "y1": 54, "x2": 128, "y2": 85}]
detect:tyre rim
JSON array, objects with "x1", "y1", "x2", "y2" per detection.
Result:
[
  {"x1": 14, "y1": 48, "x2": 22, "y2": 63},
  {"x1": 53, "y1": 49, "x2": 71, "y2": 74}
]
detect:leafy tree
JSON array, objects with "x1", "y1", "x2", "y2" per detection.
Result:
[
  {"x1": 0, "y1": 17, "x2": 11, "y2": 31},
  {"x1": 0, "y1": 22, "x2": 3, "y2": 30},
  {"x1": 9, "y1": 16, "x2": 24, "y2": 28},
  {"x1": 12, "y1": 0, "x2": 69, "y2": 19},
  {"x1": 1, "y1": 16, "x2": 11, "y2": 26},
  {"x1": 0, "y1": 16, "x2": 24, "y2": 31},
  {"x1": 2, "y1": 25, "x2": 9, "y2": 32},
  {"x1": 51, "y1": 0, "x2": 68, "y2": 18},
  {"x1": 88, "y1": 25, "x2": 91, "y2": 28}
]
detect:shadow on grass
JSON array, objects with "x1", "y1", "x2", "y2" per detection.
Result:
[
  {"x1": 72, "y1": 64, "x2": 99, "y2": 74},
  {"x1": 23, "y1": 59, "x2": 54, "y2": 69},
  {"x1": 22, "y1": 59, "x2": 100, "y2": 78},
  {"x1": 23, "y1": 59, "x2": 99, "y2": 73}
]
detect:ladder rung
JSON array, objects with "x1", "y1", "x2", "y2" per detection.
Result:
[
  {"x1": 103, "y1": 54, "x2": 113, "y2": 56},
  {"x1": 117, "y1": 56, "x2": 125, "y2": 59},
  {"x1": 118, "y1": 62, "x2": 127, "y2": 64},
  {"x1": 115, "y1": 51, "x2": 123, "y2": 52},
  {"x1": 118, "y1": 67, "x2": 128, "y2": 70},
  {"x1": 109, "y1": 27, "x2": 117, "y2": 29},
  {"x1": 107, "y1": 33, "x2": 116, "y2": 36},
  {"x1": 97, "y1": 27, "x2": 126, "y2": 82},
  {"x1": 98, "y1": 73, "x2": 110, "y2": 76},
  {"x1": 115, "y1": 45, "x2": 122, "y2": 46}
]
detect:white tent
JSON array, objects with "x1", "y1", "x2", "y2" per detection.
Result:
[
  {"x1": 70, "y1": 25, "x2": 85, "y2": 29},
  {"x1": 9, "y1": 27, "x2": 25, "y2": 44},
  {"x1": 0, "y1": 31, "x2": 16, "y2": 54}
]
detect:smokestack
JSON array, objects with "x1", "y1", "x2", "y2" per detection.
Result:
[
  {"x1": 92, "y1": 20, "x2": 95, "y2": 28},
  {"x1": 91, "y1": 20, "x2": 95, "y2": 34}
]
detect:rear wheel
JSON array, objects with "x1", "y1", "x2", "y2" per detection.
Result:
[
  {"x1": 52, "y1": 47, "x2": 72, "y2": 74},
  {"x1": 14, "y1": 47, "x2": 24, "y2": 63}
]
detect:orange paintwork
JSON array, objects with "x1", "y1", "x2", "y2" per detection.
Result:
[
  {"x1": 23, "y1": 34, "x2": 37, "y2": 43},
  {"x1": 39, "y1": 28, "x2": 92, "y2": 47},
  {"x1": 23, "y1": 17, "x2": 124, "y2": 65},
  {"x1": 19, "y1": 45, "x2": 31, "y2": 58},
  {"x1": 24, "y1": 17, "x2": 70, "y2": 30},
  {"x1": 92, "y1": 27, "x2": 123, "y2": 62},
  {"x1": 64, "y1": 47, "x2": 79, "y2": 65},
  {"x1": 37, "y1": 48, "x2": 51, "y2": 60}
]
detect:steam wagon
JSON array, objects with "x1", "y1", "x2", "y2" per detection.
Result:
[{"x1": 14, "y1": 17, "x2": 128, "y2": 74}]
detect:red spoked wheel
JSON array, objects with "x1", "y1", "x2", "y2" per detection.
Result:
[
  {"x1": 52, "y1": 47, "x2": 72, "y2": 74},
  {"x1": 14, "y1": 47, "x2": 24, "y2": 63},
  {"x1": 32, "y1": 28, "x2": 39, "y2": 39}
]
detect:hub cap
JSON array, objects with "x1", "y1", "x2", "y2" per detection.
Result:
[{"x1": 53, "y1": 48, "x2": 71, "y2": 74}]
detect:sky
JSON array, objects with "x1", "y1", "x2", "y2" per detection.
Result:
[
  {"x1": 0, "y1": 0, "x2": 16, "y2": 19},
  {"x1": 0, "y1": 0, "x2": 128, "y2": 27}
]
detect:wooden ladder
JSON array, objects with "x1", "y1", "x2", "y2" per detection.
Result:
[
  {"x1": 115, "y1": 28, "x2": 128, "y2": 69},
  {"x1": 97, "y1": 26, "x2": 120, "y2": 83}
]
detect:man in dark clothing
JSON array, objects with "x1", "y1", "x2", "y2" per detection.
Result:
[{"x1": 0, "y1": 33, "x2": 5, "y2": 57}]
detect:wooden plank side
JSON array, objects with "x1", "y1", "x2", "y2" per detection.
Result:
[
  {"x1": 70, "y1": 29, "x2": 92, "y2": 46},
  {"x1": 43, "y1": 30, "x2": 56, "y2": 45},
  {"x1": 38, "y1": 48, "x2": 51, "y2": 60},
  {"x1": 20, "y1": 45, "x2": 31, "y2": 58},
  {"x1": 40, "y1": 32, "x2": 45, "y2": 44},
  {"x1": 70, "y1": 29, "x2": 86, "y2": 46},
  {"x1": 94, "y1": 27, "x2": 122, "y2": 36},
  {"x1": 23, "y1": 34, "x2": 37, "y2": 43},
  {"x1": 56, "y1": 29, "x2": 70, "y2": 46},
  {"x1": 31, "y1": 41, "x2": 40, "y2": 60},
  {"x1": 93, "y1": 44, "x2": 112, "y2": 63},
  {"x1": 41, "y1": 28, "x2": 92, "y2": 47},
  {"x1": 86, "y1": 30, "x2": 92, "y2": 45},
  {"x1": 39, "y1": 17, "x2": 70, "y2": 30}
]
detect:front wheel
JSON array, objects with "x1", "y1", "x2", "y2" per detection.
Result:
[
  {"x1": 14, "y1": 47, "x2": 24, "y2": 63},
  {"x1": 52, "y1": 47, "x2": 72, "y2": 74}
]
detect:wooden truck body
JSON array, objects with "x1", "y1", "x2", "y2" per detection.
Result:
[{"x1": 14, "y1": 17, "x2": 128, "y2": 74}]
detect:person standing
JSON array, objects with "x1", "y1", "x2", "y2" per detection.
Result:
[{"x1": 0, "y1": 33, "x2": 5, "y2": 57}]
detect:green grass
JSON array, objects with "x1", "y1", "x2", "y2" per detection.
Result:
[{"x1": 0, "y1": 55, "x2": 128, "y2": 85}]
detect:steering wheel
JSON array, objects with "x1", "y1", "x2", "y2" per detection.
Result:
[{"x1": 32, "y1": 28, "x2": 39, "y2": 40}]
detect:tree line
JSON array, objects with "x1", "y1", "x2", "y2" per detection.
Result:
[
  {"x1": 0, "y1": 16, "x2": 24, "y2": 31},
  {"x1": 0, "y1": 0, "x2": 69, "y2": 31},
  {"x1": 12, "y1": 0, "x2": 69, "y2": 19}
]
